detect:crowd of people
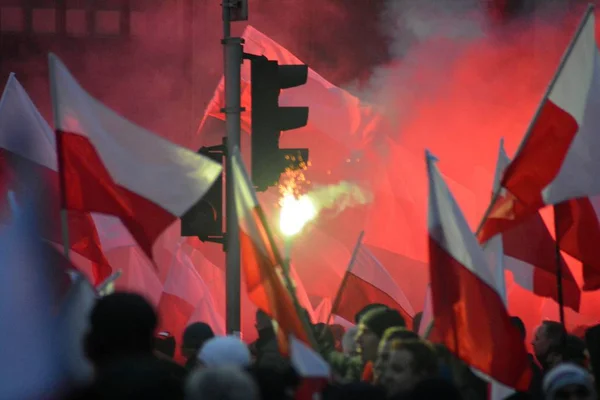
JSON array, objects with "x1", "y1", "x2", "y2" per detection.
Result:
[{"x1": 53, "y1": 292, "x2": 599, "y2": 400}]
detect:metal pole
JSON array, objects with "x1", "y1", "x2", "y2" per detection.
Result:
[{"x1": 222, "y1": 1, "x2": 243, "y2": 335}]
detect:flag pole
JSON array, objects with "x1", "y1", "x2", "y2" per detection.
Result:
[
  {"x1": 254, "y1": 206, "x2": 318, "y2": 350},
  {"x1": 326, "y1": 231, "x2": 365, "y2": 325},
  {"x1": 48, "y1": 54, "x2": 71, "y2": 260},
  {"x1": 475, "y1": 4, "x2": 595, "y2": 237},
  {"x1": 553, "y1": 205, "x2": 566, "y2": 327}
]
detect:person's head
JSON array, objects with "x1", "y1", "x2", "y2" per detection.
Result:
[
  {"x1": 374, "y1": 327, "x2": 419, "y2": 383},
  {"x1": 330, "y1": 324, "x2": 346, "y2": 351},
  {"x1": 342, "y1": 326, "x2": 359, "y2": 356},
  {"x1": 357, "y1": 308, "x2": 406, "y2": 364},
  {"x1": 543, "y1": 363, "x2": 596, "y2": 400},
  {"x1": 510, "y1": 316, "x2": 526, "y2": 342},
  {"x1": 379, "y1": 339, "x2": 439, "y2": 397},
  {"x1": 182, "y1": 323, "x2": 215, "y2": 359},
  {"x1": 197, "y1": 336, "x2": 251, "y2": 368},
  {"x1": 85, "y1": 292, "x2": 157, "y2": 367},
  {"x1": 355, "y1": 304, "x2": 388, "y2": 324},
  {"x1": 185, "y1": 367, "x2": 259, "y2": 400},
  {"x1": 255, "y1": 309, "x2": 272, "y2": 332},
  {"x1": 547, "y1": 335, "x2": 588, "y2": 370},
  {"x1": 154, "y1": 332, "x2": 176, "y2": 359},
  {"x1": 533, "y1": 321, "x2": 566, "y2": 368}
]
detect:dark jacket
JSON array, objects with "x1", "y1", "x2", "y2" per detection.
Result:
[{"x1": 250, "y1": 327, "x2": 289, "y2": 373}]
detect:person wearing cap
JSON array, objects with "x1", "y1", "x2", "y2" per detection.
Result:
[
  {"x1": 356, "y1": 307, "x2": 406, "y2": 383},
  {"x1": 543, "y1": 363, "x2": 596, "y2": 400},
  {"x1": 197, "y1": 336, "x2": 252, "y2": 368},
  {"x1": 181, "y1": 322, "x2": 215, "y2": 371}
]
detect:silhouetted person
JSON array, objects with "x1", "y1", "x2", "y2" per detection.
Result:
[
  {"x1": 84, "y1": 292, "x2": 185, "y2": 381},
  {"x1": 532, "y1": 321, "x2": 567, "y2": 372},
  {"x1": 511, "y1": 316, "x2": 543, "y2": 400},
  {"x1": 250, "y1": 309, "x2": 288, "y2": 372},
  {"x1": 181, "y1": 322, "x2": 214, "y2": 371}
]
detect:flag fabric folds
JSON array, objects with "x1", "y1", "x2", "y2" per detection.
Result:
[
  {"x1": 482, "y1": 140, "x2": 580, "y2": 311},
  {"x1": 554, "y1": 198, "x2": 600, "y2": 291},
  {"x1": 332, "y1": 232, "x2": 415, "y2": 328},
  {"x1": 479, "y1": 9, "x2": 600, "y2": 243},
  {"x1": 231, "y1": 147, "x2": 310, "y2": 353},
  {"x1": 0, "y1": 73, "x2": 111, "y2": 284},
  {"x1": 48, "y1": 54, "x2": 222, "y2": 261},
  {"x1": 427, "y1": 151, "x2": 531, "y2": 390}
]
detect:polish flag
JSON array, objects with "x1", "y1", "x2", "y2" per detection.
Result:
[
  {"x1": 0, "y1": 73, "x2": 111, "y2": 284},
  {"x1": 332, "y1": 232, "x2": 415, "y2": 328},
  {"x1": 427, "y1": 151, "x2": 531, "y2": 390},
  {"x1": 291, "y1": 336, "x2": 330, "y2": 400},
  {"x1": 554, "y1": 198, "x2": 600, "y2": 291},
  {"x1": 478, "y1": 8, "x2": 600, "y2": 243},
  {"x1": 157, "y1": 243, "x2": 224, "y2": 361},
  {"x1": 231, "y1": 147, "x2": 311, "y2": 353},
  {"x1": 482, "y1": 140, "x2": 580, "y2": 311},
  {"x1": 48, "y1": 54, "x2": 222, "y2": 261},
  {"x1": 418, "y1": 285, "x2": 433, "y2": 338}
]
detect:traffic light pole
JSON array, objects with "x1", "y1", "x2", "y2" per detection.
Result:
[{"x1": 222, "y1": 1, "x2": 244, "y2": 335}]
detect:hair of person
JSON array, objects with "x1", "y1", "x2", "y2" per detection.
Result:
[
  {"x1": 185, "y1": 367, "x2": 259, "y2": 400},
  {"x1": 360, "y1": 308, "x2": 406, "y2": 338},
  {"x1": 182, "y1": 322, "x2": 215, "y2": 351},
  {"x1": 510, "y1": 316, "x2": 526, "y2": 341},
  {"x1": 85, "y1": 292, "x2": 157, "y2": 365},
  {"x1": 354, "y1": 304, "x2": 388, "y2": 324},
  {"x1": 388, "y1": 339, "x2": 439, "y2": 377},
  {"x1": 543, "y1": 320, "x2": 567, "y2": 343},
  {"x1": 381, "y1": 326, "x2": 419, "y2": 344}
]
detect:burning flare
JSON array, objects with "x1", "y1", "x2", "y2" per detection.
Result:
[{"x1": 279, "y1": 193, "x2": 317, "y2": 237}]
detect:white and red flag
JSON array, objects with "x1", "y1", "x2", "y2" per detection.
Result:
[
  {"x1": 0, "y1": 73, "x2": 111, "y2": 284},
  {"x1": 331, "y1": 231, "x2": 415, "y2": 328},
  {"x1": 232, "y1": 147, "x2": 311, "y2": 354},
  {"x1": 48, "y1": 54, "x2": 222, "y2": 261},
  {"x1": 427, "y1": 151, "x2": 531, "y2": 390},
  {"x1": 482, "y1": 140, "x2": 580, "y2": 310},
  {"x1": 479, "y1": 7, "x2": 600, "y2": 244}
]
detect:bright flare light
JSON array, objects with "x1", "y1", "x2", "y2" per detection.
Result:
[{"x1": 279, "y1": 193, "x2": 317, "y2": 237}]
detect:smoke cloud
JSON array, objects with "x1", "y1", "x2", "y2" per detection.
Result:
[{"x1": 308, "y1": 181, "x2": 373, "y2": 216}]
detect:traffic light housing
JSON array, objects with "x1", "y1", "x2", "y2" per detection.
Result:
[
  {"x1": 180, "y1": 145, "x2": 224, "y2": 244},
  {"x1": 250, "y1": 55, "x2": 309, "y2": 192}
]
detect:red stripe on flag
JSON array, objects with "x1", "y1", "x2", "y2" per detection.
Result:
[
  {"x1": 555, "y1": 198, "x2": 600, "y2": 291},
  {"x1": 429, "y1": 238, "x2": 531, "y2": 391},
  {"x1": 480, "y1": 100, "x2": 579, "y2": 242},
  {"x1": 502, "y1": 210, "x2": 580, "y2": 311},
  {"x1": 240, "y1": 206, "x2": 308, "y2": 355},
  {"x1": 57, "y1": 131, "x2": 176, "y2": 261},
  {"x1": 333, "y1": 272, "x2": 413, "y2": 330}
]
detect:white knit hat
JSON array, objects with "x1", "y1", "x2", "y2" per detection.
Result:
[
  {"x1": 197, "y1": 336, "x2": 251, "y2": 368},
  {"x1": 543, "y1": 363, "x2": 595, "y2": 400}
]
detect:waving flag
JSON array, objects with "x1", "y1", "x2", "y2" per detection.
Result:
[
  {"x1": 482, "y1": 140, "x2": 580, "y2": 310},
  {"x1": 479, "y1": 7, "x2": 600, "y2": 243},
  {"x1": 332, "y1": 231, "x2": 415, "y2": 328},
  {"x1": 0, "y1": 73, "x2": 111, "y2": 283},
  {"x1": 427, "y1": 151, "x2": 531, "y2": 390},
  {"x1": 232, "y1": 147, "x2": 311, "y2": 353},
  {"x1": 48, "y1": 54, "x2": 222, "y2": 261}
]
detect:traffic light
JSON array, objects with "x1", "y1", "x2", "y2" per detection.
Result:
[
  {"x1": 180, "y1": 145, "x2": 224, "y2": 244},
  {"x1": 250, "y1": 55, "x2": 309, "y2": 192}
]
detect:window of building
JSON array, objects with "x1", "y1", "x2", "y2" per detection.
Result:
[
  {"x1": 32, "y1": 8, "x2": 56, "y2": 33},
  {"x1": 0, "y1": 7, "x2": 24, "y2": 32}
]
